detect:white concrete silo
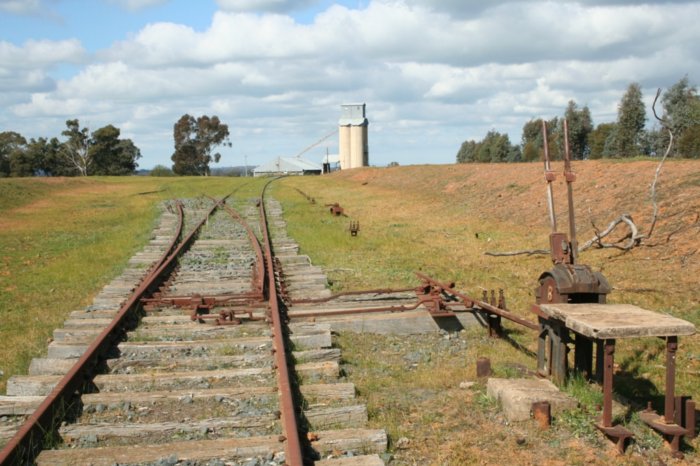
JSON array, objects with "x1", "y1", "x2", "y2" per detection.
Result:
[
  {"x1": 339, "y1": 124, "x2": 352, "y2": 170},
  {"x1": 338, "y1": 103, "x2": 369, "y2": 169}
]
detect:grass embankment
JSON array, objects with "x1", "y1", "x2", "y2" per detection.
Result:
[
  {"x1": 1, "y1": 162, "x2": 698, "y2": 463},
  {"x1": 272, "y1": 159, "x2": 700, "y2": 464},
  {"x1": 0, "y1": 176, "x2": 267, "y2": 391}
]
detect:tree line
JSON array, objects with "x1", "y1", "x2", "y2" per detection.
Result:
[
  {"x1": 0, "y1": 120, "x2": 141, "y2": 177},
  {"x1": 457, "y1": 76, "x2": 700, "y2": 163},
  {"x1": 0, "y1": 113, "x2": 231, "y2": 178}
]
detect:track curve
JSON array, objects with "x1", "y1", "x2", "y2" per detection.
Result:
[{"x1": 0, "y1": 187, "x2": 386, "y2": 466}]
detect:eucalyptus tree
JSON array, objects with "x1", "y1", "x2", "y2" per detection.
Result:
[
  {"x1": 0, "y1": 131, "x2": 26, "y2": 177},
  {"x1": 616, "y1": 83, "x2": 646, "y2": 157},
  {"x1": 90, "y1": 125, "x2": 141, "y2": 175},
  {"x1": 61, "y1": 119, "x2": 92, "y2": 176},
  {"x1": 562, "y1": 100, "x2": 593, "y2": 160},
  {"x1": 171, "y1": 114, "x2": 231, "y2": 175},
  {"x1": 662, "y1": 76, "x2": 700, "y2": 157}
]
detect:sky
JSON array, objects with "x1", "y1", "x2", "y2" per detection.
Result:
[{"x1": 1, "y1": 0, "x2": 699, "y2": 170}]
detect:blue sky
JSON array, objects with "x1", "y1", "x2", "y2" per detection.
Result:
[{"x1": 1, "y1": 0, "x2": 699, "y2": 169}]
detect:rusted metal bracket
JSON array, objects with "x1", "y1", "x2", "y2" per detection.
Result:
[
  {"x1": 191, "y1": 307, "x2": 266, "y2": 325},
  {"x1": 288, "y1": 301, "x2": 425, "y2": 319},
  {"x1": 142, "y1": 292, "x2": 264, "y2": 310},
  {"x1": 639, "y1": 336, "x2": 691, "y2": 458},
  {"x1": 273, "y1": 257, "x2": 292, "y2": 305},
  {"x1": 325, "y1": 203, "x2": 346, "y2": 216},
  {"x1": 349, "y1": 220, "x2": 360, "y2": 236},
  {"x1": 532, "y1": 401, "x2": 551, "y2": 429},
  {"x1": 416, "y1": 272, "x2": 538, "y2": 331},
  {"x1": 594, "y1": 339, "x2": 634, "y2": 454},
  {"x1": 291, "y1": 287, "x2": 416, "y2": 305},
  {"x1": 294, "y1": 188, "x2": 315, "y2": 204}
]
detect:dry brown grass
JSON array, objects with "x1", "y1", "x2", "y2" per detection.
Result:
[
  {"x1": 1, "y1": 164, "x2": 698, "y2": 463},
  {"x1": 274, "y1": 159, "x2": 700, "y2": 464},
  {"x1": 277, "y1": 160, "x2": 700, "y2": 314}
]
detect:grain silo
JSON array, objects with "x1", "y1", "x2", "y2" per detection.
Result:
[
  {"x1": 339, "y1": 124, "x2": 351, "y2": 170},
  {"x1": 338, "y1": 103, "x2": 369, "y2": 169}
]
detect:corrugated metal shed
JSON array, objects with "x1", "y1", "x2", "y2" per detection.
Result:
[{"x1": 253, "y1": 156, "x2": 322, "y2": 177}]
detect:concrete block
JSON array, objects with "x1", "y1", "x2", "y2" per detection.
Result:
[{"x1": 487, "y1": 377, "x2": 577, "y2": 422}]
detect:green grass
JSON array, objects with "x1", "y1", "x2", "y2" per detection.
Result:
[
  {"x1": 0, "y1": 176, "x2": 267, "y2": 391},
  {"x1": 2, "y1": 162, "x2": 699, "y2": 463},
  {"x1": 0, "y1": 177, "x2": 69, "y2": 211},
  {"x1": 270, "y1": 163, "x2": 700, "y2": 463}
]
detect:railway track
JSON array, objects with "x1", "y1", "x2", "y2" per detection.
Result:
[{"x1": 0, "y1": 188, "x2": 386, "y2": 465}]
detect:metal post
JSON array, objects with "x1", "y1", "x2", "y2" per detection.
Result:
[
  {"x1": 602, "y1": 339, "x2": 615, "y2": 427},
  {"x1": 551, "y1": 321, "x2": 569, "y2": 385},
  {"x1": 532, "y1": 401, "x2": 552, "y2": 429},
  {"x1": 476, "y1": 357, "x2": 492, "y2": 378},
  {"x1": 542, "y1": 120, "x2": 557, "y2": 233},
  {"x1": 686, "y1": 399, "x2": 696, "y2": 438},
  {"x1": 595, "y1": 340, "x2": 604, "y2": 384},
  {"x1": 537, "y1": 318, "x2": 550, "y2": 376},
  {"x1": 665, "y1": 336, "x2": 678, "y2": 424},
  {"x1": 562, "y1": 119, "x2": 578, "y2": 263}
]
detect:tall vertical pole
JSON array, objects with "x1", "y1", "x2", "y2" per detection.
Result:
[
  {"x1": 602, "y1": 339, "x2": 615, "y2": 427},
  {"x1": 664, "y1": 336, "x2": 678, "y2": 424},
  {"x1": 244, "y1": 154, "x2": 248, "y2": 177},
  {"x1": 542, "y1": 120, "x2": 557, "y2": 233},
  {"x1": 563, "y1": 119, "x2": 578, "y2": 263}
]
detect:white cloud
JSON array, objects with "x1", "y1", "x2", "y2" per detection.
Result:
[
  {"x1": 2, "y1": 0, "x2": 700, "y2": 168},
  {"x1": 0, "y1": 39, "x2": 85, "y2": 68},
  {"x1": 216, "y1": 0, "x2": 320, "y2": 13},
  {"x1": 401, "y1": 0, "x2": 700, "y2": 17},
  {"x1": 0, "y1": 39, "x2": 85, "y2": 105}
]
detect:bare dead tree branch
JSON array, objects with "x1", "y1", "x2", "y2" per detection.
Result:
[
  {"x1": 486, "y1": 87, "x2": 677, "y2": 259},
  {"x1": 484, "y1": 249, "x2": 550, "y2": 257},
  {"x1": 647, "y1": 87, "x2": 673, "y2": 238},
  {"x1": 579, "y1": 213, "x2": 640, "y2": 251}
]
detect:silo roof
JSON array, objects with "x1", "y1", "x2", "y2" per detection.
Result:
[{"x1": 339, "y1": 102, "x2": 368, "y2": 126}]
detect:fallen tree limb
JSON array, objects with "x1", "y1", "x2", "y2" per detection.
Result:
[
  {"x1": 484, "y1": 249, "x2": 549, "y2": 257},
  {"x1": 485, "y1": 214, "x2": 643, "y2": 257},
  {"x1": 580, "y1": 213, "x2": 640, "y2": 251}
]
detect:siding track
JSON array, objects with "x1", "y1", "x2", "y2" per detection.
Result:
[{"x1": 0, "y1": 187, "x2": 386, "y2": 466}]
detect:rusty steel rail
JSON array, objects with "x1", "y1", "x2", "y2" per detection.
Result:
[
  {"x1": 291, "y1": 287, "x2": 417, "y2": 304},
  {"x1": 0, "y1": 197, "x2": 226, "y2": 465},
  {"x1": 415, "y1": 272, "x2": 539, "y2": 331},
  {"x1": 289, "y1": 301, "x2": 425, "y2": 319},
  {"x1": 260, "y1": 181, "x2": 305, "y2": 466},
  {"x1": 206, "y1": 195, "x2": 266, "y2": 298},
  {"x1": 0, "y1": 201, "x2": 178, "y2": 464}
]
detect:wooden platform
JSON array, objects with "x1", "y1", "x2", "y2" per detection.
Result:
[
  {"x1": 536, "y1": 302, "x2": 696, "y2": 455},
  {"x1": 537, "y1": 303, "x2": 696, "y2": 339}
]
